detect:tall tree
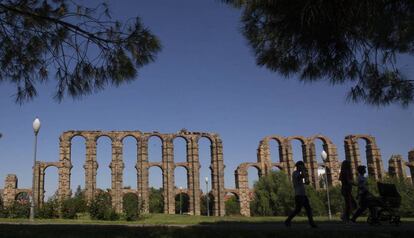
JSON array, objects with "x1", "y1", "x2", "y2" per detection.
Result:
[
  {"x1": 0, "y1": 0, "x2": 161, "y2": 103},
  {"x1": 223, "y1": 0, "x2": 414, "y2": 106}
]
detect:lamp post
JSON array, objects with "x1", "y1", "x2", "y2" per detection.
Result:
[
  {"x1": 179, "y1": 186, "x2": 183, "y2": 215},
  {"x1": 321, "y1": 150, "x2": 332, "y2": 220},
  {"x1": 30, "y1": 117, "x2": 41, "y2": 221},
  {"x1": 205, "y1": 177, "x2": 209, "y2": 217}
]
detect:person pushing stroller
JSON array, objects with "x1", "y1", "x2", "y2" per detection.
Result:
[{"x1": 351, "y1": 165, "x2": 378, "y2": 223}]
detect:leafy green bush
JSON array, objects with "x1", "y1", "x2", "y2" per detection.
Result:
[
  {"x1": 149, "y1": 188, "x2": 164, "y2": 213},
  {"x1": 225, "y1": 195, "x2": 240, "y2": 216},
  {"x1": 61, "y1": 197, "x2": 79, "y2": 219},
  {"x1": 88, "y1": 191, "x2": 119, "y2": 220},
  {"x1": 72, "y1": 186, "x2": 87, "y2": 213},
  {"x1": 123, "y1": 193, "x2": 142, "y2": 221},
  {"x1": 0, "y1": 197, "x2": 6, "y2": 218},
  {"x1": 6, "y1": 201, "x2": 30, "y2": 218},
  {"x1": 200, "y1": 194, "x2": 214, "y2": 216},
  {"x1": 175, "y1": 193, "x2": 189, "y2": 214},
  {"x1": 37, "y1": 197, "x2": 59, "y2": 219},
  {"x1": 251, "y1": 171, "x2": 294, "y2": 216}
]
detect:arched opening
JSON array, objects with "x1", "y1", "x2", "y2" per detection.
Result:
[
  {"x1": 313, "y1": 139, "x2": 326, "y2": 188},
  {"x1": 174, "y1": 166, "x2": 188, "y2": 214},
  {"x1": 15, "y1": 192, "x2": 30, "y2": 204},
  {"x1": 96, "y1": 136, "x2": 112, "y2": 191},
  {"x1": 271, "y1": 165, "x2": 281, "y2": 173},
  {"x1": 357, "y1": 138, "x2": 369, "y2": 169},
  {"x1": 175, "y1": 192, "x2": 190, "y2": 214},
  {"x1": 173, "y1": 137, "x2": 187, "y2": 163},
  {"x1": 70, "y1": 135, "x2": 86, "y2": 195},
  {"x1": 199, "y1": 137, "x2": 212, "y2": 194},
  {"x1": 269, "y1": 139, "x2": 281, "y2": 163},
  {"x1": 148, "y1": 166, "x2": 163, "y2": 213},
  {"x1": 200, "y1": 192, "x2": 214, "y2": 216},
  {"x1": 122, "y1": 136, "x2": 138, "y2": 190},
  {"x1": 224, "y1": 192, "x2": 240, "y2": 216},
  {"x1": 148, "y1": 136, "x2": 162, "y2": 163},
  {"x1": 123, "y1": 192, "x2": 140, "y2": 220},
  {"x1": 290, "y1": 139, "x2": 305, "y2": 163},
  {"x1": 43, "y1": 166, "x2": 59, "y2": 201},
  {"x1": 247, "y1": 166, "x2": 260, "y2": 189}
]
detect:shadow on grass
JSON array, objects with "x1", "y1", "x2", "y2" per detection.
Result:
[{"x1": 0, "y1": 221, "x2": 413, "y2": 238}]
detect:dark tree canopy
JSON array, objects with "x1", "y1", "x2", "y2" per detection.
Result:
[
  {"x1": 223, "y1": 0, "x2": 414, "y2": 106},
  {"x1": 0, "y1": 0, "x2": 161, "y2": 103}
]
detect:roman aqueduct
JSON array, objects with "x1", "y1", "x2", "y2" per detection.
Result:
[{"x1": 1, "y1": 130, "x2": 414, "y2": 216}]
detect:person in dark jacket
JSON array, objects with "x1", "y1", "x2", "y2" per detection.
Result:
[
  {"x1": 285, "y1": 161, "x2": 317, "y2": 228},
  {"x1": 338, "y1": 160, "x2": 356, "y2": 222}
]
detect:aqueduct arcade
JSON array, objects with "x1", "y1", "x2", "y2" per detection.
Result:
[{"x1": 32, "y1": 130, "x2": 226, "y2": 216}]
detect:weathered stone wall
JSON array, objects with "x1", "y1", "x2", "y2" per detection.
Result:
[
  {"x1": 235, "y1": 134, "x2": 410, "y2": 217},
  {"x1": 30, "y1": 129, "x2": 226, "y2": 216},
  {"x1": 1, "y1": 132, "x2": 413, "y2": 218},
  {"x1": 344, "y1": 135, "x2": 384, "y2": 180}
]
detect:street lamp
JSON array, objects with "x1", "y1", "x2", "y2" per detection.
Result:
[
  {"x1": 30, "y1": 117, "x2": 41, "y2": 221},
  {"x1": 179, "y1": 186, "x2": 183, "y2": 215},
  {"x1": 321, "y1": 150, "x2": 332, "y2": 220},
  {"x1": 205, "y1": 177, "x2": 209, "y2": 217}
]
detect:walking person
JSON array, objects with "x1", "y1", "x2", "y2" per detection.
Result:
[
  {"x1": 339, "y1": 160, "x2": 356, "y2": 222},
  {"x1": 285, "y1": 161, "x2": 317, "y2": 228},
  {"x1": 351, "y1": 165, "x2": 377, "y2": 223}
]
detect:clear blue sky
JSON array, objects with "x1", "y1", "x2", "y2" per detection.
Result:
[{"x1": 0, "y1": 0, "x2": 413, "y2": 198}]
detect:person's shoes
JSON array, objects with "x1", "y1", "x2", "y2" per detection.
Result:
[{"x1": 284, "y1": 220, "x2": 291, "y2": 227}]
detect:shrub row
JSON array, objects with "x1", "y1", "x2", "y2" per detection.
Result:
[{"x1": 250, "y1": 171, "x2": 414, "y2": 217}]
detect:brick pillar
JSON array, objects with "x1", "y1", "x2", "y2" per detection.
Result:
[
  {"x1": 188, "y1": 137, "x2": 201, "y2": 215},
  {"x1": 138, "y1": 139, "x2": 149, "y2": 213},
  {"x1": 58, "y1": 139, "x2": 71, "y2": 201},
  {"x1": 84, "y1": 138, "x2": 97, "y2": 203},
  {"x1": 323, "y1": 143, "x2": 340, "y2": 186},
  {"x1": 407, "y1": 150, "x2": 414, "y2": 184},
  {"x1": 235, "y1": 168, "x2": 250, "y2": 216},
  {"x1": 388, "y1": 155, "x2": 406, "y2": 179},
  {"x1": 257, "y1": 140, "x2": 271, "y2": 176},
  {"x1": 162, "y1": 138, "x2": 175, "y2": 214},
  {"x1": 366, "y1": 142, "x2": 384, "y2": 180},
  {"x1": 38, "y1": 165, "x2": 46, "y2": 207},
  {"x1": 367, "y1": 141, "x2": 384, "y2": 180},
  {"x1": 305, "y1": 142, "x2": 319, "y2": 188},
  {"x1": 3, "y1": 174, "x2": 18, "y2": 207},
  {"x1": 344, "y1": 137, "x2": 360, "y2": 180},
  {"x1": 215, "y1": 138, "x2": 225, "y2": 216},
  {"x1": 282, "y1": 142, "x2": 295, "y2": 178},
  {"x1": 33, "y1": 162, "x2": 41, "y2": 208},
  {"x1": 110, "y1": 139, "x2": 124, "y2": 213}
]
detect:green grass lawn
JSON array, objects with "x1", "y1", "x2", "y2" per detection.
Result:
[{"x1": 0, "y1": 214, "x2": 413, "y2": 225}]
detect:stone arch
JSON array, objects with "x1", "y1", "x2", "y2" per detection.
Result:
[
  {"x1": 344, "y1": 135, "x2": 384, "y2": 180},
  {"x1": 40, "y1": 164, "x2": 60, "y2": 205},
  {"x1": 224, "y1": 190, "x2": 240, "y2": 216},
  {"x1": 388, "y1": 155, "x2": 407, "y2": 179},
  {"x1": 121, "y1": 135, "x2": 139, "y2": 190},
  {"x1": 51, "y1": 130, "x2": 225, "y2": 216},
  {"x1": 308, "y1": 135, "x2": 340, "y2": 186},
  {"x1": 15, "y1": 191, "x2": 30, "y2": 203}
]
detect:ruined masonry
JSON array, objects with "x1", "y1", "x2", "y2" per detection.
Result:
[{"x1": 1, "y1": 131, "x2": 413, "y2": 217}]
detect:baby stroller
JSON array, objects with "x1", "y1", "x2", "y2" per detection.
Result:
[{"x1": 367, "y1": 182, "x2": 401, "y2": 226}]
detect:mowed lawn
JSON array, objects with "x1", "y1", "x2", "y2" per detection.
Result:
[
  {"x1": 0, "y1": 214, "x2": 413, "y2": 224},
  {"x1": 1, "y1": 215, "x2": 414, "y2": 238}
]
